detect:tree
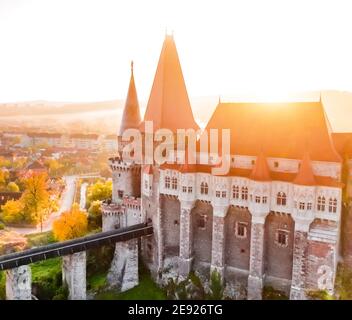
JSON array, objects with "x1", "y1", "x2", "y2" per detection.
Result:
[
  {"x1": 0, "y1": 170, "x2": 9, "y2": 189},
  {"x1": 7, "y1": 181, "x2": 20, "y2": 192},
  {"x1": 45, "y1": 159, "x2": 64, "y2": 177},
  {"x1": 21, "y1": 173, "x2": 50, "y2": 232},
  {"x1": 1, "y1": 200, "x2": 25, "y2": 224},
  {"x1": 86, "y1": 180, "x2": 112, "y2": 209},
  {"x1": 53, "y1": 204, "x2": 88, "y2": 241},
  {"x1": 87, "y1": 200, "x2": 102, "y2": 229},
  {"x1": 208, "y1": 270, "x2": 224, "y2": 300}
]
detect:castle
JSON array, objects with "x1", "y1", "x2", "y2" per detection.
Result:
[{"x1": 101, "y1": 35, "x2": 351, "y2": 300}]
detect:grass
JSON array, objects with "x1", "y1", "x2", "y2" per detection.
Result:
[
  {"x1": 87, "y1": 272, "x2": 107, "y2": 291},
  {"x1": 31, "y1": 257, "x2": 62, "y2": 281},
  {"x1": 95, "y1": 275, "x2": 166, "y2": 300},
  {"x1": 0, "y1": 271, "x2": 5, "y2": 300},
  {"x1": 26, "y1": 231, "x2": 55, "y2": 248}
]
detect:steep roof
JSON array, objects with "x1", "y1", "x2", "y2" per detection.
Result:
[
  {"x1": 293, "y1": 152, "x2": 316, "y2": 186},
  {"x1": 332, "y1": 132, "x2": 352, "y2": 159},
  {"x1": 140, "y1": 35, "x2": 199, "y2": 133},
  {"x1": 119, "y1": 62, "x2": 141, "y2": 136},
  {"x1": 201, "y1": 101, "x2": 342, "y2": 162},
  {"x1": 249, "y1": 151, "x2": 271, "y2": 181}
]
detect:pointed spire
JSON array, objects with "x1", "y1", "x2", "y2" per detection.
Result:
[
  {"x1": 249, "y1": 150, "x2": 271, "y2": 181},
  {"x1": 119, "y1": 61, "x2": 142, "y2": 136},
  {"x1": 293, "y1": 152, "x2": 316, "y2": 186},
  {"x1": 140, "y1": 35, "x2": 199, "y2": 132}
]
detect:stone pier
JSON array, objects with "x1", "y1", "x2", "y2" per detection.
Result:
[
  {"x1": 247, "y1": 214, "x2": 267, "y2": 300},
  {"x1": 6, "y1": 265, "x2": 32, "y2": 300},
  {"x1": 107, "y1": 239, "x2": 139, "y2": 292},
  {"x1": 62, "y1": 251, "x2": 87, "y2": 300},
  {"x1": 179, "y1": 200, "x2": 194, "y2": 277},
  {"x1": 210, "y1": 206, "x2": 228, "y2": 280}
]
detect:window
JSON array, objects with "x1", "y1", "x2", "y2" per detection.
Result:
[
  {"x1": 262, "y1": 196, "x2": 267, "y2": 204},
  {"x1": 277, "y1": 192, "x2": 287, "y2": 206},
  {"x1": 299, "y1": 202, "x2": 305, "y2": 210},
  {"x1": 222, "y1": 191, "x2": 226, "y2": 198},
  {"x1": 232, "y1": 185, "x2": 239, "y2": 199},
  {"x1": 317, "y1": 196, "x2": 325, "y2": 211},
  {"x1": 329, "y1": 198, "x2": 337, "y2": 213},
  {"x1": 216, "y1": 191, "x2": 221, "y2": 198},
  {"x1": 144, "y1": 179, "x2": 148, "y2": 190},
  {"x1": 255, "y1": 196, "x2": 261, "y2": 203},
  {"x1": 235, "y1": 222, "x2": 247, "y2": 238},
  {"x1": 188, "y1": 186, "x2": 193, "y2": 193},
  {"x1": 307, "y1": 202, "x2": 312, "y2": 210},
  {"x1": 276, "y1": 230, "x2": 289, "y2": 247},
  {"x1": 118, "y1": 190, "x2": 124, "y2": 199},
  {"x1": 165, "y1": 176, "x2": 170, "y2": 189},
  {"x1": 274, "y1": 161, "x2": 279, "y2": 168},
  {"x1": 182, "y1": 186, "x2": 187, "y2": 193},
  {"x1": 241, "y1": 187, "x2": 248, "y2": 200},
  {"x1": 251, "y1": 159, "x2": 256, "y2": 165},
  {"x1": 197, "y1": 215, "x2": 206, "y2": 229},
  {"x1": 171, "y1": 177, "x2": 178, "y2": 190},
  {"x1": 200, "y1": 182, "x2": 209, "y2": 195}
]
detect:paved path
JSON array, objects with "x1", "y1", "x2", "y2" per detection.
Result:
[
  {"x1": 79, "y1": 182, "x2": 88, "y2": 210},
  {"x1": 7, "y1": 176, "x2": 77, "y2": 235}
]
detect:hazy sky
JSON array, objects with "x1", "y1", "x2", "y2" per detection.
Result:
[{"x1": 0, "y1": 0, "x2": 352, "y2": 103}]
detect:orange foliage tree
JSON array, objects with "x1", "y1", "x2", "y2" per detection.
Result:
[{"x1": 53, "y1": 204, "x2": 88, "y2": 241}]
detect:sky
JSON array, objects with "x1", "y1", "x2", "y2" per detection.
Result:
[{"x1": 0, "y1": 0, "x2": 352, "y2": 103}]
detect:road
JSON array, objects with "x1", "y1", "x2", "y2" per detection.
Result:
[
  {"x1": 79, "y1": 182, "x2": 88, "y2": 210},
  {"x1": 7, "y1": 175, "x2": 77, "y2": 235}
]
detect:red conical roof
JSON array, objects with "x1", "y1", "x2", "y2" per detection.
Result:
[
  {"x1": 249, "y1": 151, "x2": 271, "y2": 181},
  {"x1": 293, "y1": 152, "x2": 316, "y2": 186},
  {"x1": 119, "y1": 61, "x2": 141, "y2": 136},
  {"x1": 140, "y1": 35, "x2": 199, "y2": 133}
]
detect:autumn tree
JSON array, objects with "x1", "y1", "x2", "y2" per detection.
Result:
[
  {"x1": 53, "y1": 204, "x2": 88, "y2": 241},
  {"x1": 86, "y1": 180, "x2": 112, "y2": 209},
  {"x1": 87, "y1": 200, "x2": 102, "y2": 229},
  {"x1": 21, "y1": 172, "x2": 50, "y2": 232},
  {"x1": 7, "y1": 181, "x2": 20, "y2": 192},
  {"x1": 1, "y1": 200, "x2": 25, "y2": 224}
]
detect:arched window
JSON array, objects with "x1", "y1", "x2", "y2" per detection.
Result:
[
  {"x1": 329, "y1": 198, "x2": 337, "y2": 213},
  {"x1": 277, "y1": 192, "x2": 287, "y2": 206},
  {"x1": 171, "y1": 177, "x2": 178, "y2": 190},
  {"x1": 165, "y1": 176, "x2": 171, "y2": 189},
  {"x1": 200, "y1": 182, "x2": 208, "y2": 195},
  {"x1": 232, "y1": 185, "x2": 239, "y2": 199},
  {"x1": 317, "y1": 196, "x2": 325, "y2": 211},
  {"x1": 241, "y1": 187, "x2": 248, "y2": 200}
]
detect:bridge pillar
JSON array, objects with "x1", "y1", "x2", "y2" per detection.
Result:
[
  {"x1": 6, "y1": 265, "x2": 32, "y2": 300},
  {"x1": 107, "y1": 239, "x2": 139, "y2": 292},
  {"x1": 62, "y1": 251, "x2": 86, "y2": 300}
]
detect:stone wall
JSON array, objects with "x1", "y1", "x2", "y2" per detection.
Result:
[
  {"x1": 264, "y1": 213, "x2": 294, "y2": 280},
  {"x1": 225, "y1": 207, "x2": 251, "y2": 270},
  {"x1": 107, "y1": 239, "x2": 139, "y2": 292},
  {"x1": 5, "y1": 265, "x2": 32, "y2": 300},
  {"x1": 192, "y1": 201, "x2": 213, "y2": 265},
  {"x1": 62, "y1": 252, "x2": 86, "y2": 300}
]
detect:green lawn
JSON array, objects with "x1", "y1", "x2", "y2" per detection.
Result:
[
  {"x1": 31, "y1": 258, "x2": 62, "y2": 281},
  {"x1": 0, "y1": 271, "x2": 5, "y2": 300},
  {"x1": 95, "y1": 274, "x2": 166, "y2": 300}
]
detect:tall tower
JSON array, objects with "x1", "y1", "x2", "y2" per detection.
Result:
[{"x1": 110, "y1": 61, "x2": 142, "y2": 204}]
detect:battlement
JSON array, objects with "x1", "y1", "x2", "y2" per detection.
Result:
[
  {"x1": 122, "y1": 196, "x2": 141, "y2": 209},
  {"x1": 109, "y1": 156, "x2": 141, "y2": 172}
]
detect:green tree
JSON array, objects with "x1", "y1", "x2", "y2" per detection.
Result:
[
  {"x1": 86, "y1": 180, "x2": 112, "y2": 208},
  {"x1": 88, "y1": 200, "x2": 102, "y2": 229},
  {"x1": 208, "y1": 270, "x2": 224, "y2": 300}
]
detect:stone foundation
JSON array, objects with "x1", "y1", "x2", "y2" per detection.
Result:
[
  {"x1": 62, "y1": 252, "x2": 87, "y2": 300},
  {"x1": 107, "y1": 238, "x2": 139, "y2": 292},
  {"x1": 6, "y1": 265, "x2": 32, "y2": 300}
]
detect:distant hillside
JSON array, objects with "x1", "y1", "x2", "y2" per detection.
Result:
[{"x1": 0, "y1": 100, "x2": 124, "y2": 116}]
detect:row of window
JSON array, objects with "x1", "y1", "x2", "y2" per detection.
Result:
[
  {"x1": 196, "y1": 215, "x2": 288, "y2": 246},
  {"x1": 164, "y1": 177, "x2": 338, "y2": 213}
]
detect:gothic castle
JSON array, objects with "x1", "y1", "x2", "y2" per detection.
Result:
[{"x1": 101, "y1": 35, "x2": 352, "y2": 299}]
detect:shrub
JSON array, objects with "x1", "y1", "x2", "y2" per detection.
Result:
[
  {"x1": 263, "y1": 286, "x2": 289, "y2": 300},
  {"x1": 208, "y1": 269, "x2": 224, "y2": 300}
]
